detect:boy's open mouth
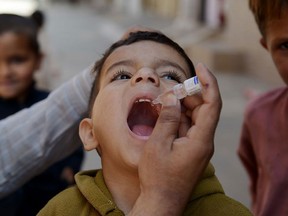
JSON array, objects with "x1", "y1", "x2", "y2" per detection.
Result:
[{"x1": 127, "y1": 98, "x2": 160, "y2": 137}]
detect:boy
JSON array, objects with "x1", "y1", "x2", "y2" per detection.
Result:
[
  {"x1": 0, "y1": 26, "x2": 177, "y2": 200},
  {"x1": 238, "y1": 1, "x2": 288, "y2": 215},
  {"x1": 38, "y1": 31, "x2": 252, "y2": 215},
  {"x1": 0, "y1": 14, "x2": 84, "y2": 215}
]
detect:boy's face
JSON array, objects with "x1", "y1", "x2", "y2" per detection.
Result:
[
  {"x1": 261, "y1": 12, "x2": 288, "y2": 85},
  {"x1": 0, "y1": 32, "x2": 41, "y2": 100},
  {"x1": 81, "y1": 41, "x2": 190, "y2": 171}
]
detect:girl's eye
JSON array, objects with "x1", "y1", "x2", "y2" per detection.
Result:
[
  {"x1": 162, "y1": 71, "x2": 183, "y2": 83},
  {"x1": 111, "y1": 70, "x2": 132, "y2": 81},
  {"x1": 9, "y1": 56, "x2": 27, "y2": 64}
]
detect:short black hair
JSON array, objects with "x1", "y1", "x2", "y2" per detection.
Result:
[
  {"x1": 88, "y1": 31, "x2": 196, "y2": 115},
  {"x1": 0, "y1": 13, "x2": 40, "y2": 54}
]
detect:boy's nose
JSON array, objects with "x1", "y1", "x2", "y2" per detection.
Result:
[{"x1": 131, "y1": 67, "x2": 160, "y2": 86}]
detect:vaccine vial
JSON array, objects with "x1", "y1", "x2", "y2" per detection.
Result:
[{"x1": 152, "y1": 76, "x2": 201, "y2": 105}]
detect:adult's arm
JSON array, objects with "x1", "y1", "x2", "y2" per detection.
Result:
[{"x1": 0, "y1": 66, "x2": 94, "y2": 198}]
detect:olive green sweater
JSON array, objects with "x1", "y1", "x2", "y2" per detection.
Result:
[{"x1": 37, "y1": 164, "x2": 252, "y2": 216}]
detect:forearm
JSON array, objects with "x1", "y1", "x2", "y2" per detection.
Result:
[{"x1": 0, "y1": 66, "x2": 94, "y2": 198}]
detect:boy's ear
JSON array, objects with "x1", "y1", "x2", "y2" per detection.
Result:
[
  {"x1": 79, "y1": 118, "x2": 99, "y2": 151},
  {"x1": 260, "y1": 37, "x2": 268, "y2": 50}
]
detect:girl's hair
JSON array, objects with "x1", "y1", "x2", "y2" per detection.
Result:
[
  {"x1": 88, "y1": 31, "x2": 196, "y2": 115},
  {"x1": 249, "y1": 0, "x2": 288, "y2": 37},
  {"x1": 30, "y1": 10, "x2": 45, "y2": 31},
  {"x1": 0, "y1": 13, "x2": 40, "y2": 54}
]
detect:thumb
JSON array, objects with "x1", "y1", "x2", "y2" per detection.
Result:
[{"x1": 149, "y1": 93, "x2": 181, "y2": 150}]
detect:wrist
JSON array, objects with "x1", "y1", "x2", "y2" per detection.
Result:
[{"x1": 128, "y1": 190, "x2": 188, "y2": 216}]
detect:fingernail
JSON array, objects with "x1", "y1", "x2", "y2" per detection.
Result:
[{"x1": 162, "y1": 92, "x2": 178, "y2": 107}]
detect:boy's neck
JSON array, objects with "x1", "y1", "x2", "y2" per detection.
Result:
[{"x1": 103, "y1": 166, "x2": 140, "y2": 214}]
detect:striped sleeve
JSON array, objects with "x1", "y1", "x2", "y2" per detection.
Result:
[{"x1": 0, "y1": 65, "x2": 94, "y2": 198}]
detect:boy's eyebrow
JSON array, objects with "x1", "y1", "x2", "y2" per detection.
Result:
[
  {"x1": 106, "y1": 60, "x2": 135, "y2": 74},
  {"x1": 154, "y1": 59, "x2": 187, "y2": 75},
  {"x1": 271, "y1": 36, "x2": 288, "y2": 44}
]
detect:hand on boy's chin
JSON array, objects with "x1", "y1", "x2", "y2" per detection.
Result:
[{"x1": 135, "y1": 63, "x2": 221, "y2": 212}]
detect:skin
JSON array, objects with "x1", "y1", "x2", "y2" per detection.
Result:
[
  {"x1": 260, "y1": 11, "x2": 288, "y2": 85},
  {"x1": 80, "y1": 40, "x2": 222, "y2": 215},
  {"x1": 0, "y1": 32, "x2": 41, "y2": 102}
]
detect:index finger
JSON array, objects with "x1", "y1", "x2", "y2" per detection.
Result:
[{"x1": 187, "y1": 63, "x2": 222, "y2": 137}]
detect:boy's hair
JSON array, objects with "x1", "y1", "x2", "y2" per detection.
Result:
[
  {"x1": 88, "y1": 31, "x2": 196, "y2": 115},
  {"x1": 0, "y1": 13, "x2": 40, "y2": 55},
  {"x1": 249, "y1": 0, "x2": 288, "y2": 36}
]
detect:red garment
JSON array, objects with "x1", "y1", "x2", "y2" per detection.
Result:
[{"x1": 238, "y1": 87, "x2": 288, "y2": 216}]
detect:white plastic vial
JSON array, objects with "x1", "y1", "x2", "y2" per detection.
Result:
[{"x1": 152, "y1": 76, "x2": 201, "y2": 104}]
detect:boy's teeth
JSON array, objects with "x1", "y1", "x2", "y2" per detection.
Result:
[{"x1": 136, "y1": 99, "x2": 152, "y2": 103}]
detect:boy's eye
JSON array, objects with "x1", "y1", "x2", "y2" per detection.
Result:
[
  {"x1": 162, "y1": 71, "x2": 183, "y2": 83},
  {"x1": 117, "y1": 74, "x2": 131, "y2": 80},
  {"x1": 111, "y1": 70, "x2": 132, "y2": 81}
]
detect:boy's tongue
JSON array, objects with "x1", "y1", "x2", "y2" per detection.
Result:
[
  {"x1": 131, "y1": 125, "x2": 153, "y2": 136},
  {"x1": 128, "y1": 101, "x2": 159, "y2": 137}
]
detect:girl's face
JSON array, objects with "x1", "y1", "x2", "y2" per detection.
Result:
[
  {"x1": 0, "y1": 32, "x2": 41, "y2": 101},
  {"x1": 88, "y1": 40, "x2": 190, "y2": 172}
]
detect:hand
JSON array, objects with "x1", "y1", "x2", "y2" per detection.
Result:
[{"x1": 128, "y1": 63, "x2": 222, "y2": 215}]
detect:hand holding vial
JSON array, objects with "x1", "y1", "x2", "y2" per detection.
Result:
[{"x1": 133, "y1": 63, "x2": 222, "y2": 215}]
